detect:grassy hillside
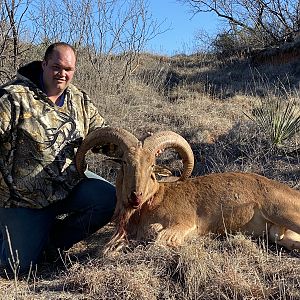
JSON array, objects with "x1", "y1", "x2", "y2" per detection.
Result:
[{"x1": 1, "y1": 51, "x2": 300, "y2": 299}]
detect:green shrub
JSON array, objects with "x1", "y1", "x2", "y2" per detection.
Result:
[{"x1": 245, "y1": 97, "x2": 300, "y2": 147}]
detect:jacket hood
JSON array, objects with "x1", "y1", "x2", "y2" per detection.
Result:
[{"x1": 17, "y1": 61, "x2": 43, "y2": 89}]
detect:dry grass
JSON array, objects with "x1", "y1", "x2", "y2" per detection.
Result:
[
  {"x1": 1, "y1": 50, "x2": 300, "y2": 298},
  {"x1": 1, "y1": 231, "x2": 300, "y2": 299}
]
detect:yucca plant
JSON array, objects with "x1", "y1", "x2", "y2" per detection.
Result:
[{"x1": 245, "y1": 97, "x2": 300, "y2": 147}]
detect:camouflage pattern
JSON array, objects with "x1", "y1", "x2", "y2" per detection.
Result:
[{"x1": 0, "y1": 61, "x2": 105, "y2": 208}]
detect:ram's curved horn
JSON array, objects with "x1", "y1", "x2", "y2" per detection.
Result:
[
  {"x1": 143, "y1": 131, "x2": 194, "y2": 180},
  {"x1": 76, "y1": 127, "x2": 139, "y2": 177}
]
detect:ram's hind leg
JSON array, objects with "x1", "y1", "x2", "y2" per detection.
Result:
[{"x1": 269, "y1": 224, "x2": 300, "y2": 250}]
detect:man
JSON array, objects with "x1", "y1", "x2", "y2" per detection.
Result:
[{"x1": 0, "y1": 42, "x2": 116, "y2": 273}]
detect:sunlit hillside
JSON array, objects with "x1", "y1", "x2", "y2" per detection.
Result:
[{"x1": 1, "y1": 49, "x2": 300, "y2": 299}]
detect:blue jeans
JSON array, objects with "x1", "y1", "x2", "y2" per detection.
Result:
[{"x1": 0, "y1": 178, "x2": 116, "y2": 273}]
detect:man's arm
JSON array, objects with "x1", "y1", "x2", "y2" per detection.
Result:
[
  {"x1": 87, "y1": 100, "x2": 107, "y2": 133},
  {"x1": 81, "y1": 90, "x2": 107, "y2": 134},
  {"x1": 0, "y1": 90, "x2": 14, "y2": 137}
]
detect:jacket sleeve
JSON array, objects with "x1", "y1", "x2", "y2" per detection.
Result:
[
  {"x1": 0, "y1": 89, "x2": 14, "y2": 137},
  {"x1": 82, "y1": 91, "x2": 107, "y2": 134},
  {"x1": 88, "y1": 100, "x2": 107, "y2": 133}
]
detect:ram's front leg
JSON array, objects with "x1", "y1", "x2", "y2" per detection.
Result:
[{"x1": 156, "y1": 223, "x2": 197, "y2": 247}]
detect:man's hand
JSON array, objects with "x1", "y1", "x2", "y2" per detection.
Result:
[{"x1": 92, "y1": 143, "x2": 121, "y2": 157}]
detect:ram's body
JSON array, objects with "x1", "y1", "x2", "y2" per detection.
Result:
[
  {"x1": 76, "y1": 127, "x2": 300, "y2": 252},
  {"x1": 124, "y1": 172, "x2": 300, "y2": 249}
]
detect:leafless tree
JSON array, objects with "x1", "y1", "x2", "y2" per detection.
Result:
[
  {"x1": 0, "y1": 0, "x2": 37, "y2": 81},
  {"x1": 179, "y1": 0, "x2": 300, "y2": 49},
  {"x1": 32, "y1": 0, "x2": 163, "y2": 90}
]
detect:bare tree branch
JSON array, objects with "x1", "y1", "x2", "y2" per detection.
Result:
[{"x1": 179, "y1": 0, "x2": 300, "y2": 48}]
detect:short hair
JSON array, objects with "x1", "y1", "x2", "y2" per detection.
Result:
[{"x1": 43, "y1": 42, "x2": 76, "y2": 62}]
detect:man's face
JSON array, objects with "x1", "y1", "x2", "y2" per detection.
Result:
[{"x1": 42, "y1": 46, "x2": 76, "y2": 95}]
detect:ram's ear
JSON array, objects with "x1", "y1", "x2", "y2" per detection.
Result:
[{"x1": 153, "y1": 165, "x2": 173, "y2": 177}]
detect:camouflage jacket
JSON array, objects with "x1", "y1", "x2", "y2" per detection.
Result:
[{"x1": 0, "y1": 61, "x2": 105, "y2": 208}]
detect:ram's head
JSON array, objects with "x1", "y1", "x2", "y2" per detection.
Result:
[{"x1": 76, "y1": 127, "x2": 194, "y2": 211}]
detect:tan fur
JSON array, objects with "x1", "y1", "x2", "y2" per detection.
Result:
[
  {"x1": 77, "y1": 129, "x2": 300, "y2": 253},
  {"x1": 107, "y1": 156, "x2": 300, "y2": 252}
]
